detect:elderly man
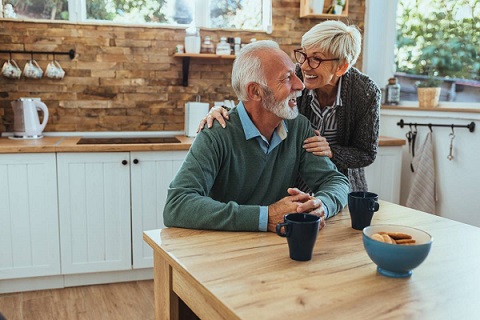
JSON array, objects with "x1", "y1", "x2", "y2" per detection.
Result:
[{"x1": 164, "y1": 40, "x2": 349, "y2": 232}]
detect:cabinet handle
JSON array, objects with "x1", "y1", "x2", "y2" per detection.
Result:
[
  {"x1": 122, "y1": 160, "x2": 128, "y2": 165},
  {"x1": 133, "y1": 159, "x2": 139, "y2": 164}
]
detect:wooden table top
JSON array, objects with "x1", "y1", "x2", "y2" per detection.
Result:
[{"x1": 144, "y1": 201, "x2": 480, "y2": 319}]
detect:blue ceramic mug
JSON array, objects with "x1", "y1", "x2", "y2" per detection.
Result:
[{"x1": 276, "y1": 213, "x2": 320, "y2": 261}]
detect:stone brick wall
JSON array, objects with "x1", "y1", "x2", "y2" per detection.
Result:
[{"x1": 0, "y1": 0, "x2": 365, "y2": 133}]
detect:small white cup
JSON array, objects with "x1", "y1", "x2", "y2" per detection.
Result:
[
  {"x1": 45, "y1": 60, "x2": 65, "y2": 80},
  {"x1": 2, "y1": 59, "x2": 22, "y2": 79},
  {"x1": 23, "y1": 59, "x2": 44, "y2": 79}
]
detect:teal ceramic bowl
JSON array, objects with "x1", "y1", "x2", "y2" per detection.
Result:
[{"x1": 363, "y1": 225, "x2": 433, "y2": 278}]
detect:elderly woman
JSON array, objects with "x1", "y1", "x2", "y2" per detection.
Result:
[{"x1": 198, "y1": 20, "x2": 380, "y2": 192}]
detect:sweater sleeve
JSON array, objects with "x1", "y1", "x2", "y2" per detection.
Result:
[
  {"x1": 331, "y1": 72, "x2": 381, "y2": 170},
  {"x1": 163, "y1": 129, "x2": 261, "y2": 231}
]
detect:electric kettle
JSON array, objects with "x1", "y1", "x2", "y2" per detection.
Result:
[{"x1": 11, "y1": 98, "x2": 49, "y2": 139}]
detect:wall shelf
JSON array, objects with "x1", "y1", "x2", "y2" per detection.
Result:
[
  {"x1": 299, "y1": 0, "x2": 349, "y2": 19},
  {"x1": 173, "y1": 53, "x2": 236, "y2": 87}
]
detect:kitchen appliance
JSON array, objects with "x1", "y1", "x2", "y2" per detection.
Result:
[
  {"x1": 10, "y1": 98, "x2": 49, "y2": 139},
  {"x1": 185, "y1": 100, "x2": 209, "y2": 137}
]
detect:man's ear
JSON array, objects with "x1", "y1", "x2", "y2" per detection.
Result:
[
  {"x1": 246, "y1": 82, "x2": 263, "y2": 101},
  {"x1": 335, "y1": 63, "x2": 349, "y2": 77}
]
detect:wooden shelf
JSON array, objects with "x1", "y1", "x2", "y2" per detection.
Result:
[
  {"x1": 299, "y1": 0, "x2": 349, "y2": 18},
  {"x1": 173, "y1": 53, "x2": 236, "y2": 60},
  {"x1": 173, "y1": 53, "x2": 236, "y2": 86}
]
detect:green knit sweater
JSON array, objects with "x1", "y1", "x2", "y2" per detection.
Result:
[{"x1": 164, "y1": 108, "x2": 349, "y2": 231}]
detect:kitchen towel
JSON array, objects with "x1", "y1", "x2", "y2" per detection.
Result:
[{"x1": 406, "y1": 131, "x2": 436, "y2": 214}]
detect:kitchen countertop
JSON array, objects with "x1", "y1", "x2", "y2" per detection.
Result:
[{"x1": 0, "y1": 135, "x2": 404, "y2": 153}]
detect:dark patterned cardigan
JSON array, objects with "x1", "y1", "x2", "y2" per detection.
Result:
[{"x1": 296, "y1": 66, "x2": 381, "y2": 192}]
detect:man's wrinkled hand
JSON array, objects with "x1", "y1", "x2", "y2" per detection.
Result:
[{"x1": 267, "y1": 192, "x2": 311, "y2": 232}]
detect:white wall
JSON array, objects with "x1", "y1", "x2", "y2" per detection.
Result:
[{"x1": 380, "y1": 109, "x2": 480, "y2": 227}]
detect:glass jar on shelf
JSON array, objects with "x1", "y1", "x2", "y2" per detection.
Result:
[
  {"x1": 216, "y1": 37, "x2": 231, "y2": 55},
  {"x1": 385, "y1": 77, "x2": 401, "y2": 105},
  {"x1": 201, "y1": 36, "x2": 215, "y2": 54}
]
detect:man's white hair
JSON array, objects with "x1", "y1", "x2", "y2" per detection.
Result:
[{"x1": 231, "y1": 40, "x2": 280, "y2": 101}]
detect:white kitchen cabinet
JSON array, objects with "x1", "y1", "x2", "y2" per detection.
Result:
[
  {"x1": 0, "y1": 153, "x2": 60, "y2": 280},
  {"x1": 131, "y1": 151, "x2": 186, "y2": 269},
  {"x1": 57, "y1": 150, "x2": 187, "y2": 274},
  {"x1": 364, "y1": 146, "x2": 403, "y2": 204},
  {"x1": 57, "y1": 152, "x2": 132, "y2": 274}
]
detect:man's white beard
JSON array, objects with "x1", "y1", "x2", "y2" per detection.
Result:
[{"x1": 262, "y1": 87, "x2": 300, "y2": 119}]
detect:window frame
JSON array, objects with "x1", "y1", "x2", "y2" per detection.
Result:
[
  {"x1": 363, "y1": 0, "x2": 479, "y2": 108},
  {"x1": 67, "y1": 0, "x2": 273, "y2": 33}
]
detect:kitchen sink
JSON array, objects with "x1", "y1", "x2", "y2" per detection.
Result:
[{"x1": 77, "y1": 137, "x2": 181, "y2": 144}]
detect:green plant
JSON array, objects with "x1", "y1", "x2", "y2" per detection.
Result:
[
  {"x1": 416, "y1": 77, "x2": 443, "y2": 88},
  {"x1": 396, "y1": 0, "x2": 479, "y2": 81}
]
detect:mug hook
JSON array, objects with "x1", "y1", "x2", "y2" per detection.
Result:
[{"x1": 30, "y1": 52, "x2": 34, "y2": 61}]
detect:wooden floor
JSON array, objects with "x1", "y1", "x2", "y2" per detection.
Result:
[{"x1": 0, "y1": 280, "x2": 154, "y2": 320}]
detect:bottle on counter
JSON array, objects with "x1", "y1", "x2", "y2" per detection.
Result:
[
  {"x1": 385, "y1": 77, "x2": 401, "y2": 105},
  {"x1": 200, "y1": 36, "x2": 215, "y2": 54},
  {"x1": 216, "y1": 37, "x2": 231, "y2": 55}
]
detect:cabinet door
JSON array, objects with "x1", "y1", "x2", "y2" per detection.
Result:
[
  {"x1": 131, "y1": 151, "x2": 187, "y2": 269},
  {"x1": 57, "y1": 152, "x2": 131, "y2": 274},
  {"x1": 365, "y1": 146, "x2": 403, "y2": 204},
  {"x1": 0, "y1": 153, "x2": 60, "y2": 279}
]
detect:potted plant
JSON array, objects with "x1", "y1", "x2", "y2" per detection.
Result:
[{"x1": 416, "y1": 74, "x2": 443, "y2": 108}]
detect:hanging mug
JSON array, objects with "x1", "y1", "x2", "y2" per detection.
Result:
[
  {"x1": 2, "y1": 59, "x2": 22, "y2": 79},
  {"x1": 23, "y1": 59, "x2": 44, "y2": 79},
  {"x1": 45, "y1": 60, "x2": 65, "y2": 80}
]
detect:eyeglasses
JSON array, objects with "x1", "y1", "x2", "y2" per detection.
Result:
[{"x1": 293, "y1": 49, "x2": 340, "y2": 69}]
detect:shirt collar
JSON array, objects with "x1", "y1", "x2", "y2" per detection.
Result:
[{"x1": 237, "y1": 102, "x2": 288, "y2": 141}]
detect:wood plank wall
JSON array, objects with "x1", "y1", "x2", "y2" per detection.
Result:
[{"x1": 0, "y1": 0, "x2": 365, "y2": 133}]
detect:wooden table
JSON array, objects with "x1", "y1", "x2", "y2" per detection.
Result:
[{"x1": 143, "y1": 201, "x2": 480, "y2": 319}]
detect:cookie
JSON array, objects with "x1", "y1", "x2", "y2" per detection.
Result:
[
  {"x1": 371, "y1": 233, "x2": 384, "y2": 242},
  {"x1": 395, "y1": 238, "x2": 416, "y2": 245},
  {"x1": 381, "y1": 234, "x2": 395, "y2": 244},
  {"x1": 384, "y1": 232, "x2": 413, "y2": 240}
]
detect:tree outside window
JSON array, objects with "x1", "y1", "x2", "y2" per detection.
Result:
[{"x1": 395, "y1": 0, "x2": 479, "y2": 102}]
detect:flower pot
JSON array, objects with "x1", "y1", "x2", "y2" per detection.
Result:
[{"x1": 417, "y1": 87, "x2": 441, "y2": 108}]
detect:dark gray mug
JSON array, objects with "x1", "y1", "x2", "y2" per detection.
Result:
[
  {"x1": 276, "y1": 213, "x2": 320, "y2": 261},
  {"x1": 348, "y1": 191, "x2": 380, "y2": 230}
]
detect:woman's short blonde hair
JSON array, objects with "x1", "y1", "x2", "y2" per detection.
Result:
[{"x1": 301, "y1": 20, "x2": 362, "y2": 68}]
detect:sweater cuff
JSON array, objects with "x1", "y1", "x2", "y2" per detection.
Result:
[{"x1": 259, "y1": 206, "x2": 268, "y2": 231}]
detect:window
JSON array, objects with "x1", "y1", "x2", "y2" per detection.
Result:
[
  {"x1": 3, "y1": 0, "x2": 272, "y2": 32},
  {"x1": 363, "y1": 0, "x2": 479, "y2": 106}
]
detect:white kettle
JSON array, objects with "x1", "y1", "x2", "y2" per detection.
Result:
[{"x1": 11, "y1": 98, "x2": 49, "y2": 139}]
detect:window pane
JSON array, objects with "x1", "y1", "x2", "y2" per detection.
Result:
[
  {"x1": 396, "y1": 0, "x2": 479, "y2": 79},
  {"x1": 210, "y1": 0, "x2": 262, "y2": 30},
  {"x1": 8, "y1": 0, "x2": 69, "y2": 20},
  {"x1": 86, "y1": 0, "x2": 192, "y2": 25},
  {"x1": 395, "y1": 0, "x2": 480, "y2": 102}
]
